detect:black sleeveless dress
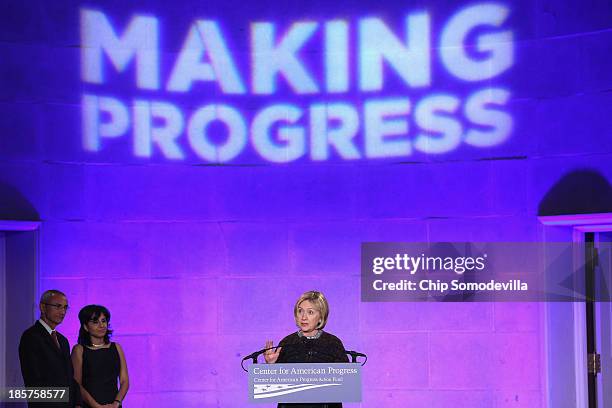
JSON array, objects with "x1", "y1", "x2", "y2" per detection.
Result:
[{"x1": 82, "y1": 343, "x2": 120, "y2": 407}]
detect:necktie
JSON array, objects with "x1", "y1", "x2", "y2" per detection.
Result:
[{"x1": 50, "y1": 331, "x2": 60, "y2": 349}]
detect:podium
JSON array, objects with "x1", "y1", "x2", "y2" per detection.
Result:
[{"x1": 248, "y1": 363, "x2": 362, "y2": 404}]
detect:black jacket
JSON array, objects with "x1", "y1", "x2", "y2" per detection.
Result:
[
  {"x1": 277, "y1": 331, "x2": 349, "y2": 408},
  {"x1": 19, "y1": 321, "x2": 82, "y2": 408}
]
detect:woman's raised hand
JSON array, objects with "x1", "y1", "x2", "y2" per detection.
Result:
[{"x1": 263, "y1": 340, "x2": 282, "y2": 364}]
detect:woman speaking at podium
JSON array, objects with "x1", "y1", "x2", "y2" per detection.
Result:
[{"x1": 264, "y1": 290, "x2": 348, "y2": 408}]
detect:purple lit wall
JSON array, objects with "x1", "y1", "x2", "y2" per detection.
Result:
[{"x1": 1, "y1": 0, "x2": 612, "y2": 406}]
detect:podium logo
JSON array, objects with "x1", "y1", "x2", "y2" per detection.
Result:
[{"x1": 254, "y1": 383, "x2": 340, "y2": 399}]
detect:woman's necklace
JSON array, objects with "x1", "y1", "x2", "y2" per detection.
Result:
[
  {"x1": 298, "y1": 330, "x2": 322, "y2": 340},
  {"x1": 91, "y1": 342, "x2": 105, "y2": 347}
]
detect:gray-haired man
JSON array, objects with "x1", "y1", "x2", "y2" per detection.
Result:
[{"x1": 19, "y1": 289, "x2": 81, "y2": 407}]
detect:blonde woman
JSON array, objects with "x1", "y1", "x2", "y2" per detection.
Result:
[{"x1": 264, "y1": 291, "x2": 348, "y2": 408}]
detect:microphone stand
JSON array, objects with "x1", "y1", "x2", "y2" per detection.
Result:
[{"x1": 241, "y1": 344, "x2": 367, "y2": 371}]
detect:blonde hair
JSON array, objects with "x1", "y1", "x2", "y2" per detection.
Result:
[{"x1": 294, "y1": 290, "x2": 329, "y2": 330}]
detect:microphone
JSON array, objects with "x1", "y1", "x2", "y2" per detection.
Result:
[
  {"x1": 241, "y1": 349, "x2": 264, "y2": 362},
  {"x1": 242, "y1": 342, "x2": 304, "y2": 363},
  {"x1": 241, "y1": 345, "x2": 282, "y2": 362},
  {"x1": 241, "y1": 344, "x2": 283, "y2": 369}
]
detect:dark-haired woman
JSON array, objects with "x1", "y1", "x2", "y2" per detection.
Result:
[{"x1": 71, "y1": 305, "x2": 129, "y2": 408}]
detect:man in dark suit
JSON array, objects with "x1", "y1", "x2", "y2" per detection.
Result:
[{"x1": 19, "y1": 289, "x2": 81, "y2": 408}]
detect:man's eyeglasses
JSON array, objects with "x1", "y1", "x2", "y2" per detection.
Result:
[{"x1": 43, "y1": 303, "x2": 69, "y2": 311}]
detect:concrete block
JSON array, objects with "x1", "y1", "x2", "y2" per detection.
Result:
[
  {"x1": 221, "y1": 222, "x2": 290, "y2": 276},
  {"x1": 144, "y1": 222, "x2": 226, "y2": 277},
  {"x1": 494, "y1": 303, "x2": 541, "y2": 333},
  {"x1": 83, "y1": 279, "x2": 160, "y2": 334},
  {"x1": 355, "y1": 164, "x2": 433, "y2": 219},
  {"x1": 216, "y1": 335, "x2": 263, "y2": 391},
  {"x1": 428, "y1": 216, "x2": 539, "y2": 242},
  {"x1": 430, "y1": 332, "x2": 496, "y2": 389},
  {"x1": 44, "y1": 163, "x2": 87, "y2": 221},
  {"x1": 219, "y1": 277, "x2": 295, "y2": 334},
  {"x1": 290, "y1": 220, "x2": 427, "y2": 277},
  {"x1": 361, "y1": 302, "x2": 493, "y2": 333},
  {"x1": 0, "y1": 102, "x2": 43, "y2": 161},
  {"x1": 149, "y1": 334, "x2": 219, "y2": 391},
  {"x1": 534, "y1": 0, "x2": 612, "y2": 38},
  {"x1": 361, "y1": 390, "x2": 430, "y2": 408},
  {"x1": 496, "y1": 390, "x2": 543, "y2": 407},
  {"x1": 82, "y1": 165, "x2": 220, "y2": 221},
  {"x1": 111, "y1": 334, "x2": 152, "y2": 392},
  {"x1": 40, "y1": 221, "x2": 151, "y2": 278},
  {"x1": 535, "y1": 92, "x2": 612, "y2": 158},
  {"x1": 361, "y1": 333, "x2": 428, "y2": 389},
  {"x1": 0, "y1": 162, "x2": 47, "y2": 219},
  {"x1": 125, "y1": 391, "x2": 219, "y2": 407},
  {"x1": 150, "y1": 278, "x2": 219, "y2": 335},
  {"x1": 360, "y1": 302, "x2": 425, "y2": 332},
  {"x1": 494, "y1": 333, "x2": 541, "y2": 390},
  {"x1": 428, "y1": 390, "x2": 495, "y2": 408}
]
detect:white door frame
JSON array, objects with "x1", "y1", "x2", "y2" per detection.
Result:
[
  {"x1": 0, "y1": 220, "x2": 40, "y2": 391},
  {"x1": 539, "y1": 213, "x2": 612, "y2": 408},
  {"x1": 0, "y1": 231, "x2": 5, "y2": 391}
]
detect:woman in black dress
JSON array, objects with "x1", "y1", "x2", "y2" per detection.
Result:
[
  {"x1": 71, "y1": 305, "x2": 129, "y2": 408},
  {"x1": 264, "y1": 290, "x2": 348, "y2": 408}
]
